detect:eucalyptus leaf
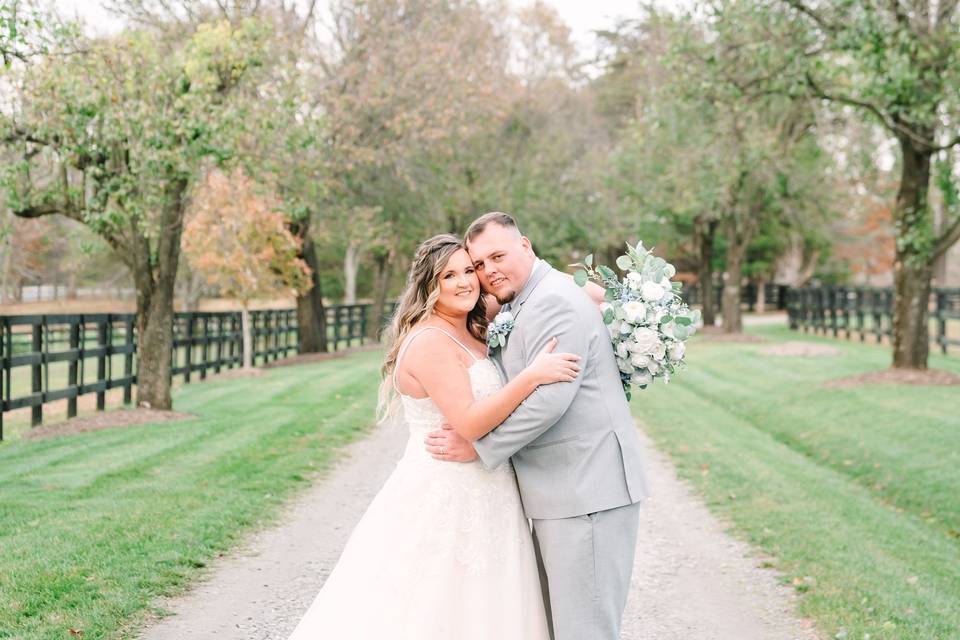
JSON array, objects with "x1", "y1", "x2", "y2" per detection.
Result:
[
  {"x1": 584, "y1": 254, "x2": 593, "y2": 268},
  {"x1": 615, "y1": 255, "x2": 633, "y2": 270},
  {"x1": 603, "y1": 308, "x2": 615, "y2": 324},
  {"x1": 573, "y1": 269, "x2": 588, "y2": 287},
  {"x1": 598, "y1": 265, "x2": 616, "y2": 281}
]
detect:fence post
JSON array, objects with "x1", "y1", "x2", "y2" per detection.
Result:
[
  {"x1": 68, "y1": 321, "x2": 80, "y2": 418},
  {"x1": 199, "y1": 315, "x2": 209, "y2": 380},
  {"x1": 31, "y1": 321, "x2": 42, "y2": 427},
  {"x1": 936, "y1": 291, "x2": 948, "y2": 355},
  {"x1": 214, "y1": 316, "x2": 224, "y2": 373},
  {"x1": 96, "y1": 320, "x2": 107, "y2": 412},
  {"x1": 0, "y1": 318, "x2": 6, "y2": 441},
  {"x1": 360, "y1": 305, "x2": 369, "y2": 346},
  {"x1": 184, "y1": 314, "x2": 194, "y2": 382},
  {"x1": 123, "y1": 317, "x2": 134, "y2": 405}
]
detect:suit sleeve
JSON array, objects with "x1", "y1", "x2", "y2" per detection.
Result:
[{"x1": 473, "y1": 294, "x2": 587, "y2": 470}]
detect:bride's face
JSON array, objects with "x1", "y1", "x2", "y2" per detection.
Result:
[{"x1": 433, "y1": 249, "x2": 480, "y2": 316}]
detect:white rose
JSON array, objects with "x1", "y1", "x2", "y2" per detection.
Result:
[
  {"x1": 617, "y1": 357, "x2": 634, "y2": 374},
  {"x1": 663, "y1": 264, "x2": 676, "y2": 278},
  {"x1": 652, "y1": 342, "x2": 667, "y2": 361},
  {"x1": 631, "y1": 327, "x2": 660, "y2": 355},
  {"x1": 630, "y1": 352, "x2": 649, "y2": 368},
  {"x1": 608, "y1": 319, "x2": 622, "y2": 335},
  {"x1": 640, "y1": 281, "x2": 665, "y2": 302},
  {"x1": 661, "y1": 321, "x2": 676, "y2": 340},
  {"x1": 620, "y1": 322, "x2": 634, "y2": 335},
  {"x1": 494, "y1": 310, "x2": 514, "y2": 324},
  {"x1": 626, "y1": 272, "x2": 643, "y2": 290},
  {"x1": 668, "y1": 342, "x2": 686, "y2": 362},
  {"x1": 630, "y1": 370, "x2": 653, "y2": 386},
  {"x1": 647, "y1": 359, "x2": 660, "y2": 374},
  {"x1": 622, "y1": 300, "x2": 646, "y2": 323},
  {"x1": 615, "y1": 341, "x2": 629, "y2": 359}
]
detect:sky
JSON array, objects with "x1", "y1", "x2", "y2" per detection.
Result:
[{"x1": 54, "y1": 0, "x2": 656, "y2": 48}]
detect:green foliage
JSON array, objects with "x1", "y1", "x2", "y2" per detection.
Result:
[{"x1": 3, "y1": 17, "x2": 270, "y2": 260}]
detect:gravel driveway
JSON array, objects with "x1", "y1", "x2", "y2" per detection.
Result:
[{"x1": 138, "y1": 419, "x2": 821, "y2": 640}]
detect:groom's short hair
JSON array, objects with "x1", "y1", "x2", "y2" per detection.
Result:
[{"x1": 465, "y1": 212, "x2": 521, "y2": 244}]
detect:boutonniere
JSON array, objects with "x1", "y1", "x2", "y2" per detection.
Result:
[{"x1": 487, "y1": 310, "x2": 515, "y2": 349}]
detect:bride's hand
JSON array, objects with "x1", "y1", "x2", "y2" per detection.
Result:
[{"x1": 525, "y1": 337, "x2": 581, "y2": 385}]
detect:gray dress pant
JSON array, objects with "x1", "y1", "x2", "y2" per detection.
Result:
[{"x1": 531, "y1": 500, "x2": 641, "y2": 640}]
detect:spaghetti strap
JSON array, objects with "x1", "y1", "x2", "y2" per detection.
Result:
[{"x1": 393, "y1": 326, "x2": 481, "y2": 393}]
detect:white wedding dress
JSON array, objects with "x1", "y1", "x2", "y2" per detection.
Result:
[{"x1": 287, "y1": 327, "x2": 550, "y2": 640}]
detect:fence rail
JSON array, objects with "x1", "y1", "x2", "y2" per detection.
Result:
[
  {"x1": 786, "y1": 286, "x2": 960, "y2": 354},
  {"x1": 0, "y1": 303, "x2": 395, "y2": 440},
  {"x1": 681, "y1": 282, "x2": 790, "y2": 311}
]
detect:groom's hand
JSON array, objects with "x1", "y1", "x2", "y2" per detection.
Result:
[{"x1": 424, "y1": 423, "x2": 478, "y2": 463}]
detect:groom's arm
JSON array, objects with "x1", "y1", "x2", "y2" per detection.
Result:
[{"x1": 472, "y1": 294, "x2": 588, "y2": 470}]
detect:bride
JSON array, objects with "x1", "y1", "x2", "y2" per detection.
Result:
[{"x1": 287, "y1": 234, "x2": 582, "y2": 639}]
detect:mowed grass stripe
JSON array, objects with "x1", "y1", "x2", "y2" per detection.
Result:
[
  {"x1": 634, "y1": 328, "x2": 959, "y2": 639},
  {"x1": 0, "y1": 349, "x2": 385, "y2": 640}
]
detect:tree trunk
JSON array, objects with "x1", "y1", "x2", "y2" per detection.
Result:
[
  {"x1": 891, "y1": 133, "x2": 934, "y2": 369},
  {"x1": 365, "y1": 249, "x2": 394, "y2": 341},
  {"x1": 755, "y1": 278, "x2": 767, "y2": 314},
  {"x1": 721, "y1": 220, "x2": 746, "y2": 334},
  {"x1": 241, "y1": 305, "x2": 253, "y2": 369},
  {"x1": 695, "y1": 216, "x2": 718, "y2": 326},
  {"x1": 343, "y1": 242, "x2": 361, "y2": 304},
  {"x1": 66, "y1": 271, "x2": 78, "y2": 300},
  {"x1": 294, "y1": 219, "x2": 328, "y2": 353},
  {"x1": 133, "y1": 272, "x2": 176, "y2": 410},
  {"x1": 133, "y1": 176, "x2": 188, "y2": 410}
]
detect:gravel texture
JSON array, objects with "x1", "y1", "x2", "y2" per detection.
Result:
[{"x1": 137, "y1": 419, "x2": 821, "y2": 640}]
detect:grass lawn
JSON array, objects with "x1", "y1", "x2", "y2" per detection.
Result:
[
  {"x1": 0, "y1": 349, "x2": 385, "y2": 640},
  {"x1": 633, "y1": 325, "x2": 960, "y2": 640}
]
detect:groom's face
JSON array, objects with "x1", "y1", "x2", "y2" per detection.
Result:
[{"x1": 467, "y1": 224, "x2": 536, "y2": 305}]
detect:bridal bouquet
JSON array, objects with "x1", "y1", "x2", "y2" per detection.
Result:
[{"x1": 572, "y1": 242, "x2": 700, "y2": 399}]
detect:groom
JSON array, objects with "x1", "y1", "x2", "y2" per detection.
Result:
[{"x1": 425, "y1": 212, "x2": 650, "y2": 640}]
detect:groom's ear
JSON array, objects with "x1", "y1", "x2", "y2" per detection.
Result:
[{"x1": 520, "y1": 235, "x2": 535, "y2": 256}]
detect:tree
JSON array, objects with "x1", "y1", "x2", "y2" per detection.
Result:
[
  {"x1": 182, "y1": 168, "x2": 311, "y2": 368},
  {"x1": 730, "y1": 0, "x2": 960, "y2": 367},
  {"x1": 2, "y1": 19, "x2": 268, "y2": 408},
  {"x1": 315, "y1": 0, "x2": 511, "y2": 337}
]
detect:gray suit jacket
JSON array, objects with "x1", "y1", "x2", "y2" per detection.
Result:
[{"x1": 473, "y1": 259, "x2": 650, "y2": 520}]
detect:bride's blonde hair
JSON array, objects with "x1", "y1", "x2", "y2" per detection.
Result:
[{"x1": 377, "y1": 234, "x2": 488, "y2": 422}]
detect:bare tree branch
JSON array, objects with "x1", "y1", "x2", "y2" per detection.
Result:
[{"x1": 933, "y1": 213, "x2": 960, "y2": 261}]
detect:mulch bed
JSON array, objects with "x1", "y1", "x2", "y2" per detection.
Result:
[
  {"x1": 825, "y1": 368, "x2": 960, "y2": 389},
  {"x1": 761, "y1": 342, "x2": 842, "y2": 357},
  {"x1": 20, "y1": 408, "x2": 196, "y2": 441}
]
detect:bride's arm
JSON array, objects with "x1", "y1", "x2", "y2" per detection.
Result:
[
  {"x1": 402, "y1": 332, "x2": 580, "y2": 442},
  {"x1": 562, "y1": 273, "x2": 605, "y2": 305}
]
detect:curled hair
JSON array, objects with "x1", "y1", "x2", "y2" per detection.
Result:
[{"x1": 377, "y1": 234, "x2": 487, "y2": 421}]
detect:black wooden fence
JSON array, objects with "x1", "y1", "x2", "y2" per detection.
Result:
[
  {"x1": 786, "y1": 287, "x2": 960, "y2": 354},
  {"x1": 681, "y1": 282, "x2": 790, "y2": 311},
  {"x1": 0, "y1": 303, "x2": 395, "y2": 440}
]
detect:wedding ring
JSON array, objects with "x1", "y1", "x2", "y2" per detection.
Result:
[{"x1": 440, "y1": 447, "x2": 447, "y2": 456}]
